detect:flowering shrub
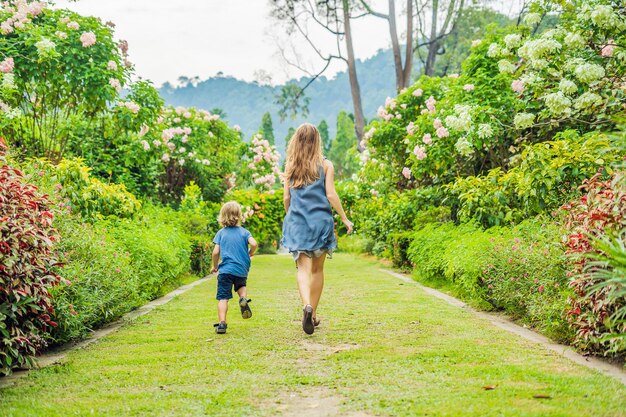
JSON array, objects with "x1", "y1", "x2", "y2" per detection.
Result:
[
  {"x1": 562, "y1": 172, "x2": 626, "y2": 355},
  {"x1": 240, "y1": 133, "x2": 281, "y2": 192},
  {"x1": 447, "y1": 131, "x2": 618, "y2": 227},
  {"x1": 0, "y1": 139, "x2": 61, "y2": 375},
  {"x1": 0, "y1": 4, "x2": 132, "y2": 160},
  {"x1": 136, "y1": 106, "x2": 243, "y2": 203}
]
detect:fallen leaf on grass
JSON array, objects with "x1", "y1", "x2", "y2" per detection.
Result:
[
  {"x1": 483, "y1": 385, "x2": 497, "y2": 390},
  {"x1": 533, "y1": 394, "x2": 552, "y2": 399},
  {"x1": 205, "y1": 338, "x2": 213, "y2": 342}
]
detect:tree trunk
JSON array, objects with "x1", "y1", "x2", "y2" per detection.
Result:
[
  {"x1": 388, "y1": 0, "x2": 404, "y2": 92},
  {"x1": 402, "y1": 0, "x2": 413, "y2": 89},
  {"x1": 342, "y1": 0, "x2": 365, "y2": 148},
  {"x1": 425, "y1": 0, "x2": 439, "y2": 76}
]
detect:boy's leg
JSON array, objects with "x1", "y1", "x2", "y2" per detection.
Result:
[
  {"x1": 236, "y1": 286, "x2": 247, "y2": 299},
  {"x1": 310, "y1": 255, "x2": 326, "y2": 319},
  {"x1": 217, "y1": 299, "x2": 228, "y2": 322}
]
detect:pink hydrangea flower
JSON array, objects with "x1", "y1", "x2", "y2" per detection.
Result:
[
  {"x1": 511, "y1": 79, "x2": 525, "y2": 93},
  {"x1": 67, "y1": 21, "x2": 80, "y2": 30},
  {"x1": 406, "y1": 122, "x2": 416, "y2": 135},
  {"x1": 413, "y1": 145, "x2": 427, "y2": 160},
  {"x1": 0, "y1": 57, "x2": 14, "y2": 73},
  {"x1": 80, "y1": 32, "x2": 96, "y2": 47},
  {"x1": 433, "y1": 118, "x2": 443, "y2": 129},
  {"x1": 601, "y1": 41, "x2": 616, "y2": 57},
  {"x1": 422, "y1": 133, "x2": 432, "y2": 145},
  {"x1": 463, "y1": 84, "x2": 475, "y2": 92},
  {"x1": 140, "y1": 140, "x2": 150, "y2": 151},
  {"x1": 436, "y1": 127, "x2": 449, "y2": 138},
  {"x1": 162, "y1": 153, "x2": 170, "y2": 162},
  {"x1": 402, "y1": 167, "x2": 411, "y2": 179},
  {"x1": 425, "y1": 96, "x2": 436, "y2": 113},
  {"x1": 109, "y1": 78, "x2": 121, "y2": 92},
  {"x1": 412, "y1": 88, "x2": 423, "y2": 97},
  {"x1": 107, "y1": 60, "x2": 117, "y2": 71},
  {"x1": 138, "y1": 125, "x2": 149, "y2": 137}
]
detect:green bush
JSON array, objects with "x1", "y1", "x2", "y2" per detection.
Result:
[
  {"x1": 50, "y1": 205, "x2": 192, "y2": 344},
  {"x1": 406, "y1": 218, "x2": 574, "y2": 341}
]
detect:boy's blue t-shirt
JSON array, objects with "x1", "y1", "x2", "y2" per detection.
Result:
[{"x1": 213, "y1": 226, "x2": 252, "y2": 278}]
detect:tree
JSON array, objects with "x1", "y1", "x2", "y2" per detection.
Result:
[
  {"x1": 284, "y1": 126, "x2": 295, "y2": 154},
  {"x1": 318, "y1": 120, "x2": 331, "y2": 154},
  {"x1": 270, "y1": 0, "x2": 366, "y2": 148},
  {"x1": 415, "y1": 0, "x2": 468, "y2": 76},
  {"x1": 359, "y1": 0, "x2": 414, "y2": 91},
  {"x1": 260, "y1": 112, "x2": 275, "y2": 145},
  {"x1": 431, "y1": 6, "x2": 513, "y2": 76},
  {"x1": 328, "y1": 111, "x2": 358, "y2": 179}
]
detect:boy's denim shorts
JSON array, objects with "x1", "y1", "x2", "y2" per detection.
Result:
[{"x1": 216, "y1": 273, "x2": 247, "y2": 300}]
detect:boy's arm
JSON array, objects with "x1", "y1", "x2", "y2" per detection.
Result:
[
  {"x1": 211, "y1": 244, "x2": 220, "y2": 273},
  {"x1": 248, "y1": 237, "x2": 258, "y2": 257}
]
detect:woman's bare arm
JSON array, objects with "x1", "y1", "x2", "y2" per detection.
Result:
[
  {"x1": 283, "y1": 179, "x2": 291, "y2": 212},
  {"x1": 324, "y1": 160, "x2": 353, "y2": 234}
]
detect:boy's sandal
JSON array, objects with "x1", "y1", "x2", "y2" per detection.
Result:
[{"x1": 239, "y1": 297, "x2": 252, "y2": 319}]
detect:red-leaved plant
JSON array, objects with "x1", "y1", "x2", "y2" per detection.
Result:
[
  {"x1": 562, "y1": 171, "x2": 626, "y2": 356},
  {"x1": 0, "y1": 138, "x2": 62, "y2": 375}
]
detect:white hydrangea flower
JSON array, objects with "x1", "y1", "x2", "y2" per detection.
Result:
[
  {"x1": 564, "y1": 32, "x2": 586, "y2": 49},
  {"x1": 524, "y1": 13, "x2": 541, "y2": 26},
  {"x1": 518, "y1": 38, "x2": 561, "y2": 61},
  {"x1": 529, "y1": 59, "x2": 549, "y2": 70},
  {"x1": 559, "y1": 79, "x2": 578, "y2": 95},
  {"x1": 1, "y1": 73, "x2": 15, "y2": 90},
  {"x1": 591, "y1": 5, "x2": 623, "y2": 30},
  {"x1": 520, "y1": 72, "x2": 543, "y2": 86},
  {"x1": 543, "y1": 91, "x2": 572, "y2": 116},
  {"x1": 513, "y1": 112, "x2": 535, "y2": 129},
  {"x1": 35, "y1": 37, "x2": 56, "y2": 58},
  {"x1": 574, "y1": 92, "x2": 603, "y2": 111},
  {"x1": 455, "y1": 137, "x2": 474, "y2": 157},
  {"x1": 477, "y1": 124, "x2": 493, "y2": 139},
  {"x1": 574, "y1": 63, "x2": 605, "y2": 84},
  {"x1": 498, "y1": 59, "x2": 516, "y2": 74},
  {"x1": 504, "y1": 34, "x2": 522, "y2": 50},
  {"x1": 487, "y1": 43, "x2": 501, "y2": 58}
]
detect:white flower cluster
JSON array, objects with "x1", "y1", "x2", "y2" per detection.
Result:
[
  {"x1": 444, "y1": 105, "x2": 472, "y2": 132},
  {"x1": 477, "y1": 124, "x2": 493, "y2": 139},
  {"x1": 574, "y1": 92, "x2": 603, "y2": 111},
  {"x1": 543, "y1": 91, "x2": 572, "y2": 116},
  {"x1": 514, "y1": 113, "x2": 535, "y2": 129},
  {"x1": 455, "y1": 137, "x2": 474, "y2": 157},
  {"x1": 518, "y1": 38, "x2": 562, "y2": 62},
  {"x1": 574, "y1": 63, "x2": 605, "y2": 84}
]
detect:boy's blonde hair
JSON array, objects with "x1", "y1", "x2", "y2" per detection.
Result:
[
  {"x1": 218, "y1": 201, "x2": 242, "y2": 227},
  {"x1": 284, "y1": 123, "x2": 323, "y2": 188}
]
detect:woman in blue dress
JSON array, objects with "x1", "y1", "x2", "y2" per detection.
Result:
[{"x1": 282, "y1": 123, "x2": 353, "y2": 335}]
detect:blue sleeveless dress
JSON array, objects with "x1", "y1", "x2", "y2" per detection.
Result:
[{"x1": 282, "y1": 164, "x2": 337, "y2": 260}]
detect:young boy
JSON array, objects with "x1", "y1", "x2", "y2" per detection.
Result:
[{"x1": 210, "y1": 201, "x2": 258, "y2": 334}]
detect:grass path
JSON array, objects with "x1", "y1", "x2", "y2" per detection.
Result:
[{"x1": 1, "y1": 254, "x2": 625, "y2": 416}]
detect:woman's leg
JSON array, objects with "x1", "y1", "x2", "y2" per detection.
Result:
[
  {"x1": 310, "y1": 254, "x2": 326, "y2": 318},
  {"x1": 296, "y1": 254, "x2": 313, "y2": 307}
]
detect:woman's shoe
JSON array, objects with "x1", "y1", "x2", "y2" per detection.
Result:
[{"x1": 302, "y1": 305, "x2": 314, "y2": 335}]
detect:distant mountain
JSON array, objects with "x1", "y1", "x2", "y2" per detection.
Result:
[{"x1": 159, "y1": 49, "x2": 405, "y2": 151}]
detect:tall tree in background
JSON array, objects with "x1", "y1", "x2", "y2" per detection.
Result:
[
  {"x1": 260, "y1": 112, "x2": 275, "y2": 145},
  {"x1": 358, "y1": 0, "x2": 414, "y2": 91},
  {"x1": 328, "y1": 111, "x2": 358, "y2": 179},
  {"x1": 318, "y1": 120, "x2": 331, "y2": 154},
  {"x1": 415, "y1": 0, "x2": 468, "y2": 76},
  {"x1": 270, "y1": 0, "x2": 366, "y2": 148}
]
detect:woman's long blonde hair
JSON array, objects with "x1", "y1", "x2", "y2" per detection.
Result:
[{"x1": 284, "y1": 123, "x2": 323, "y2": 188}]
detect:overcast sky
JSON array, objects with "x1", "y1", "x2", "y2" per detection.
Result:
[{"x1": 53, "y1": 1, "x2": 523, "y2": 87}]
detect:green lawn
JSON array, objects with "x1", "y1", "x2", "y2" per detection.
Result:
[{"x1": 1, "y1": 254, "x2": 625, "y2": 416}]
